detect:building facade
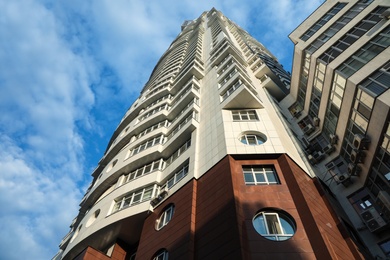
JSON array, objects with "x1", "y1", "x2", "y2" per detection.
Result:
[
  {"x1": 281, "y1": 0, "x2": 390, "y2": 258},
  {"x1": 53, "y1": 2, "x2": 390, "y2": 259}
]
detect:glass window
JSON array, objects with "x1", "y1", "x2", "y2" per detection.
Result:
[
  {"x1": 240, "y1": 133, "x2": 267, "y2": 145},
  {"x1": 300, "y1": 3, "x2": 347, "y2": 41},
  {"x1": 232, "y1": 110, "x2": 258, "y2": 121},
  {"x1": 243, "y1": 166, "x2": 280, "y2": 185},
  {"x1": 253, "y1": 210, "x2": 296, "y2": 241},
  {"x1": 156, "y1": 204, "x2": 175, "y2": 230},
  {"x1": 112, "y1": 186, "x2": 155, "y2": 214},
  {"x1": 153, "y1": 249, "x2": 169, "y2": 260}
]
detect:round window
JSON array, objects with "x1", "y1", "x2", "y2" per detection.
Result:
[
  {"x1": 240, "y1": 132, "x2": 267, "y2": 145},
  {"x1": 106, "y1": 159, "x2": 118, "y2": 173},
  {"x1": 70, "y1": 224, "x2": 82, "y2": 243},
  {"x1": 253, "y1": 210, "x2": 296, "y2": 241},
  {"x1": 86, "y1": 209, "x2": 100, "y2": 227}
]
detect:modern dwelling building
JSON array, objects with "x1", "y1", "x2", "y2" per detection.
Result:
[{"x1": 54, "y1": 1, "x2": 390, "y2": 259}]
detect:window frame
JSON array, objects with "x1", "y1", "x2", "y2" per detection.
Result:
[
  {"x1": 253, "y1": 210, "x2": 296, "y2": 241},
  {"x1": 153, "y1": 249, "x2": 169, "y2": 260},
  {"x1": 232, "y1": 110, "x2": 258, "y2": 121},
  {"x1": 243, "y1": 165, "x2": 280, "y2": 185},
  {"x1": 240, "y1": 134, "x2": 266, "y2": 145},
  {"x1": 156, "y1": 204, "x2": 175, "y2": 230}
]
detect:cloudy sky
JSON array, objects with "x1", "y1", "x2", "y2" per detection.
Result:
[{"x1": 0, "y1": 0, "x2": 322, "y2": 259}]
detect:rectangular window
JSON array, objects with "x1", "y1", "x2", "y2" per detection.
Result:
[
  {"x1": 379, "y1": 239, "x2": 390, "y2": 257},
  {"x1": 112, "y1": 186, "x2": 155, "y2": 214},
  {"x1": 162, "y1": 163, "x2": 190, "y2": 190},
  {"x1": 319, "y1": 6, "x2": 387, "y2": 63},
  {"x1": 337, "y1": 26, "x2": 390, "y2": 78},
  {"x1": 232, "y1": 110, "x2": 258, "y2": 121},
  {"x1": 243, "y1": 166, "x2": 280, "y2": 185},
  {"x1": 300, "y1": 2, "x2": 347, "y2": 41}
]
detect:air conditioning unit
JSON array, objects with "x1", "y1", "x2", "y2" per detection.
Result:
[
  {"x1": 347, "y1": 163, "x2": 361, "y2": 176},
  {"x1": 335, "y1": 173, "x2": 350, "y2": 184},
  {"x1": 350, "y1": 150, "x2": 365, "y2": 164},
  {"x1": 360, "y1": 207, "x2": 387, "y2": 232},
  {"x1": 329, "y1": 134, "x2": 338, "y2": 145},
  {"x1": 323, "y1": 144, "x2": 334, "y2": 155},
  {"x1": 313, "y1": 117, "x2": 320, "y2": 127},
  {"x1": 353, "y1": 134, "x2": 370, "y2": 150},
  {"x1": 307, "y1": 154, "x2": 317, "y2": 164},
  {"x1": 150, "y1": 188, "x2": 169, "y2": 206},
  {"x1": 303, "y1": 124, "x2": 314, "y2": 135}
]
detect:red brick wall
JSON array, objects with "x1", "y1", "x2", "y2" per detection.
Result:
[
  {"x1": 279, "y1": 154, "x2": 362, "y2": 259},
  {"x1": 73, "y1": 247, "x2": 110, "y2": 260},
  {"x1": 136, "y1": 180, "x2": 196, "y2": 260},
  {"x1": 194, "y1": 156, "x2": 243, "y2": 259},
  {"x1": 229, "y1": 155, "x2": 317, "y2": 259},
  {"x1": 132, "y1": 154, "x2": 362, "y2": 260}
]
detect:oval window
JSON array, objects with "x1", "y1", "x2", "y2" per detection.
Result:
[
  {"x1": 240, "y1": 132, "x2": 267, "y2": 145},
  {"x1": 253, "y1": 210, "x2": 296, "y2": 241}
]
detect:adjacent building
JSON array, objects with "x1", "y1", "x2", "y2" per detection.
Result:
[
  {"x1": 54, "y1": 1, "x2": 390, "y2": 259},
  {"x1": 281, "y1": 0, "x2": 390, "y2": 258}
]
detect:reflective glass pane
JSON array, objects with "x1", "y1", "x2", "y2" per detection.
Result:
[
  {"x1": 244, "y1": 173, "x2": 255, "y2": 184},
  {"x1": 255, "y1": 173, "x2": 266, "y2": 183},
  {"x1": 265, "y1": 214, "x2": 281, "y2": 234}
]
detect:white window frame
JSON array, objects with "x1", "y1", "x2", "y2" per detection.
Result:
[
  {"x1": 240, "y1": 134, "x2": 265, "y2": 145},
  {"x1": 243, "y1": 166, "x2": 279, "y2": 185},
  {"x1": 232, "y1": 110, "x2": 258, "y2": 121},
  {"x1": 253, "y1": 211, "x2": 295, "y2": 241},
  {"x1": 156, "y1": 204, "x2": 175, "y2": 230},
  {"x1": 112, "y1": 186, "x2": 154, "y2": 213},
  {"x1": 153, "y1": 250, "x2": 168, "y2": 260}
]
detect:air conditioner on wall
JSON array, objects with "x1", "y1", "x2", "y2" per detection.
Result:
[
  {"x1": 329, "y1": 134, "x2": 338, "y2": 145},
  {"x1": 150, "y1": 188, "x2": 169, "y2": 206},
  {"x1": 353, "y1": 134, "x2": 370, "y2": 150},
  {"x1": 360, "y1": 207, "x2": 387, "y2": 232},
  {"x1": 347, "y1": 163, "x2": 361, "y2": 176},
  {"x1": 350, "y1": 149, "x2": 365, "y2": 164},
  {"x1": 313, "y1": 117, "x2": 320, "y2": 127},
  {"x1": 322, "y1": 144, "x2": 334, "y2": 155},
  {"x1": 335, "y1": 173, "x2": 350, "y2": 183},
  {"x1": 303, "y1": 124, "x2": 314, "y2": 135}
]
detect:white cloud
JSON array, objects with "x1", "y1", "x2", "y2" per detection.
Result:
[
  {"x1": 246, "y1": 0, "x2": 323, "y2": 70},
  {"x1": 0, "y1": 0, "x2": 94, "y2": 259},
  {"x1": 0, "y1": 0, "x2": 323, "y2": 259}
]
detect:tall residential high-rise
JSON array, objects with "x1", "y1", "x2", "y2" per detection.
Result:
[
  {"x1": 281, "y1": 0, "x2": 390, "y2": 258},
  {"x1": 54, "y1": 2, "x2": 390, "y2": 259}
]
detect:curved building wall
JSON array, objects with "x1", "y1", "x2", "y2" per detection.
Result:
[{"x1": 55, "y1": 7, "x2": 365, "y2": 260}]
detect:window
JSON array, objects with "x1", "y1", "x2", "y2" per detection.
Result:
[
  {"x1": 232, "y1": 110, "x2": 258, "y2": 121},
  {"x1": 243, "y1": 166, "x2": 279, "y2": 185},
  {"x1": 130, "y1": 135, "x2": 165, "y2": 156},
  {"x1": 253, "y1": 210, "x2": 296, "y2": 241},
  {"x1": 156, "y1": 204, "x2": 175, "y2": 230},
  {"x1": 306, "y1": 1, "x2": 372, "y2": 54},
  {"x1": 106, "y1": 159, "x2": 118, "y2": 173},
  {"x1": 123, "y1": 159, "x2": 163, "y2": 185},
  {"x1": 161, "y1": 163, "x2": 189, "y2": 190},
  {"x1": 153, "y1": 249, "x2": 168, "y2": 260},
  {"x1": 240, "y1": 133, "x2": 267, "y2": 145},
  {"x1": 221, "y1": 79, "x2": 243, "y2": 101},
  {"x1": 300, "y1": 2, "x2": 347, "y2": 41},
  {"x1": 337, "y1": 26, "x2": 390, "y2": 78},
  {"x1": 319, "y1": 6, "x2": 387, "y2": 64},
  {"x1": 112, "y1": 186, "x2": 154, "y2": 213},
  {"x1": 379, "y1": 238, "x2": 390, "y2": 257}
]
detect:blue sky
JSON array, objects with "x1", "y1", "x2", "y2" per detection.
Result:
[{"x1": 0, "y1": 0, "x2": 322, "y2": 259}]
